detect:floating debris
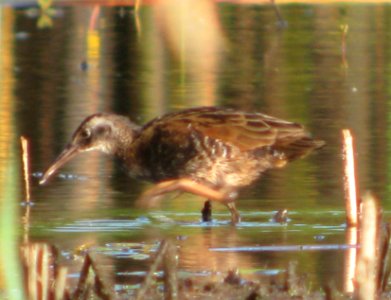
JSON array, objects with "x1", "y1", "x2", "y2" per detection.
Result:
[{"x1": 271, "y1": 209, "x2": 289, "y2": 224}]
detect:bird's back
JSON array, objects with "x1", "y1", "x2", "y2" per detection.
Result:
[{"x1": 127, "y1": 107, "x2": 324, "y2": 187}]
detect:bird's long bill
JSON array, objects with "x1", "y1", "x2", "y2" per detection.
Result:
[{"x1": 39, "y1": 144, "x2": 79, "y2": 185}]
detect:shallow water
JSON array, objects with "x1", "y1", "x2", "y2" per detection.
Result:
[{"x1": 1, "y1": 1, "x2": 391, "y2": 294}]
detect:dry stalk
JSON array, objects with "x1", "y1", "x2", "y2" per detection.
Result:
[
  {"x1": 20, "y1": 136, "x2": 31, "y2": 203},
  {"x1": 21, "y1": 243, "x2": 69, "y2": 300},
  {"x1": 136, "y1": 240, "x2": 178, "y2": 300},
  {"x1": 378, "y1": 223, "x2": 391, "y2": 292},
  {"x1": 21, "y1": 136, "x2": 32, "y2": 243},
  {"x1": 270, "y1": 0, "x2": 287, "y2": 28},
  {"x1": 342, "y1": 129, "x2": 359, "y2": 226},
  {"x1": 341, "y1": 24, "x2": 349, "y2": 69},
  {"x1": 73, "y1": 253, "x2": 114, "y2": 300},
  {"x1": 355, "y1": 192, "x2": 379, "y2": 300},
  {"x1": 343, "y1": 226, "x2": 357, "y2": 294}
]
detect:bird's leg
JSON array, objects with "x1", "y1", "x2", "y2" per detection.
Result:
[
  {"x1": 137, "y1": 179, "x2": 226, "y2": 207},
  {"x1": 201, "y1": 200, "x2": 212, "y2": 222},
  {"x1": 226, "y1": 202, "x2": 241, "y2": 224},
  {"x1": 136, "y1": 178, "x2": 240, "y2": 224}
]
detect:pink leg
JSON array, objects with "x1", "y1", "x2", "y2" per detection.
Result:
[
  {"x1": 136, "y1": 178, "x2": 240, "y2": 224},
  {"x1": 226, "y1": 202, "x2": 241, "y2": 224}
]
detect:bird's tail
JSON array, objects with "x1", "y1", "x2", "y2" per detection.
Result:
[{"x1": 282, "y1": 137, "x2": 325, "y2": 161}]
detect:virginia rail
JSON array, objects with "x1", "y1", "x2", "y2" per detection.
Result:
[{"x1": 40, "y1": 106, "x2": 324, "y2": 224}]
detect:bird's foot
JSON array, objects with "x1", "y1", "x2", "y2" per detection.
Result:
[{"x1": 225, "y1": 202, "x2": 241, "y2": 225}]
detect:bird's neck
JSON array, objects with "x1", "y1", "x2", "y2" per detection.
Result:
[
  {"x1": 113, "y1": 127, "x2": 141, "y2": 160},
  {"x1": 100, "y1": 116, "x2": 141, "y2": 160}
]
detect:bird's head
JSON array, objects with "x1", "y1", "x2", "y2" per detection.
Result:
[{"x1": 39, "y1": 113, "x2": 138, "y2": 185}]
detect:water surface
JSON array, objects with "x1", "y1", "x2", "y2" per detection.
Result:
[{"x1": 1, "y1": 1, "x2": 391, "y2": 294}]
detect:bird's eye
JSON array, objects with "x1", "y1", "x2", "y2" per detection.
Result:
[{"x1": 81, "y1": 129, "x2": 91, "y2": 139}]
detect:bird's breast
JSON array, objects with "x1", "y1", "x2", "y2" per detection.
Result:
[{"x1": 125, "y1": 128, "x2": 199, "y2": 182}]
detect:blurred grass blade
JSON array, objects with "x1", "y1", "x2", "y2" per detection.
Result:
[{"x1": 0, "y1": 136, "x2": 24, "y2": 298}]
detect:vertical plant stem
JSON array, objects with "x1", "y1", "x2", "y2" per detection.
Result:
[
  {"x1": 355, "y1": 192, "x2": 379, "y2": 300},
  {"x1": 0, "y1": 9, "x2": 24, "y2": 299},
  {"x1": 341, "y1": 24, "x2": 349, "y2": 69},
  {"x1": 163, "y1": 241, "x2": 178, "y2": 300},
  {"x1": 20, "y1": 136, "x2": 31, "y2": 203},
  {"x1": 343, "y1": 226, "x2": 357, "y2": 294},
  {"x1": 20, "y1": 136, "x2": 31, "y2": 243},
  {"x1": 0, "y1": 135, "x2": 24, "y2": 300},
  {"x1": 342, "y1": 129, "x2": 359, "y2": 226},
  {"x1": 270, "y1": 0, "x2": 286, "y2": 28},
  {"x1": 134, "y1": 0, "x2": 142, "y2": 35},
  {"x1": 378, "y1": 223, "x2": 391, "y2": 292},
  {"x1": 55, "y1": 267, "x2": 68, "y2": 300},
  {"x1": 136, "y1": 240, "x2": 172, "y2": 300}
]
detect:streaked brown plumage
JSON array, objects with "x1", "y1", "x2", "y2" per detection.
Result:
[{"x1": 40, "y1": 106, "x2": 325, "y2": 224}]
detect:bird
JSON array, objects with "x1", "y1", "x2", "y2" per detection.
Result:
[{"x1": 39, "y1": 106, "x2": 325, "y2": 224}]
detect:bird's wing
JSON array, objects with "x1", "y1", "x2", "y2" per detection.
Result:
[{"x1": 142, "y1": 107, "x2": 306, "y2": 151}]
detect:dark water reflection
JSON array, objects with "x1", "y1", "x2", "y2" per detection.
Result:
[{"x1": 1, "y1": 1, "x2": 391, "y2": 294}]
